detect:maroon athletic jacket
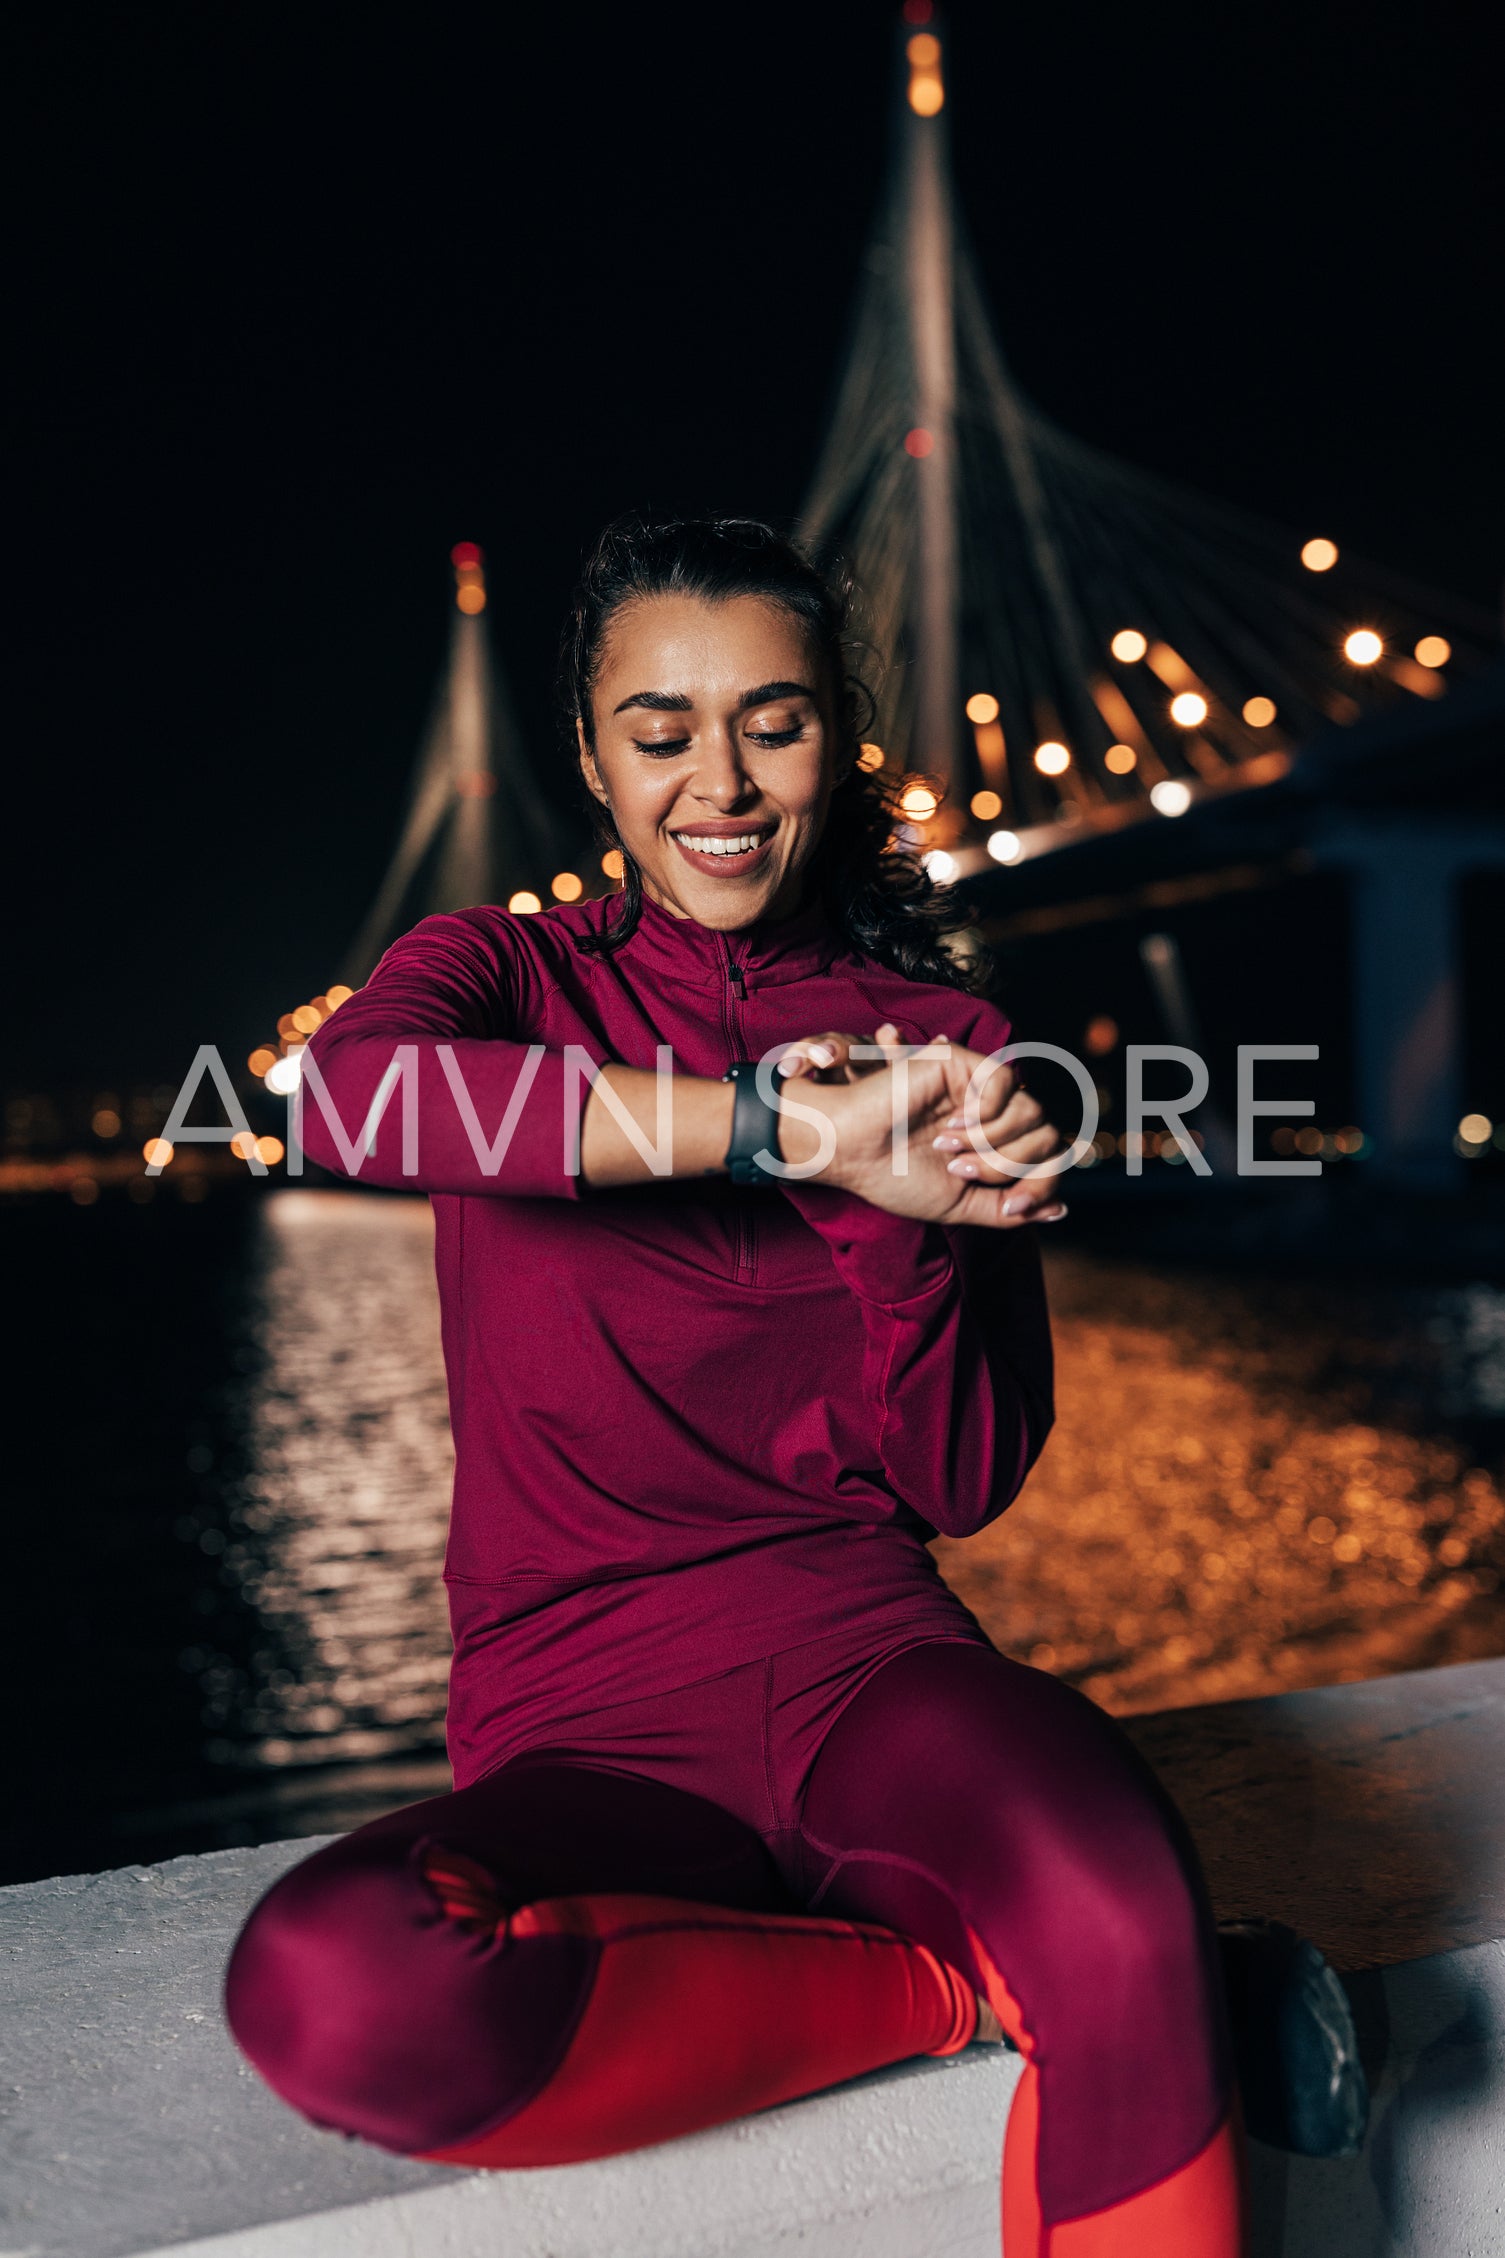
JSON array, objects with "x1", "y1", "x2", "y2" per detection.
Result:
[{"x1": 300, "y1": 892, "x2": 1054, "y2": 1780}]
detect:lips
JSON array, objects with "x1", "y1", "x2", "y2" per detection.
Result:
[{"x1": 670, "y1": 825, "x2": 776, "y2": 873}]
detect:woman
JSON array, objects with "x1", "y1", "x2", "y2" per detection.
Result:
[{"x1": 226, "y1": 518, "x2": 1245, "y2": 2254}]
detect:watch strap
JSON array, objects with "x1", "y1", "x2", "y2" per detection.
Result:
[{"x1": 721, "y1": 1061, "x2": 785, "y2": 1186}]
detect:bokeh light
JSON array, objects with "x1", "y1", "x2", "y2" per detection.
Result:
[
  {"x1": 857, "y1": 742, "x2": 886, "y2": 771},
  {"x1": 900, "y1": 783, "x2": 940, "y2": 819},
  {"x1": 987, "y1": 830, "x2": 1023, "y2": 863},
  {"x1": 1301, "y1": 538, "x2": 1339, "y2": 572},
  {"x1": 600, "y1": 848, "x2": 625, "y2": 880},
  {"x1": 904, "y1": 428, "x2": 934, "y2": 458},
  {"x1": 1034, "y1": 742, "x2": 1071, "y2": 775},
  {"x1": 1242, "y1": 696, "x2": 1277, "y2": 727},
  {"x1": 142, "y1": 1138, "x2": 174, "y2": 1167},
  {"x1": 508, "y1": 890, "x2": 542, "y2": 915},
  {"x1": 1085, "y1": 1016, "x2": 1119, "y2": 1056},
  {"x1": 1151, "y1": 780, "x2": 1192, "y2": 817},
  {"x1": 1459, "y1": 1113, "x2": 1493, "y2": 1145},
  {"x1": 1104, "y1": 744, "x2": 1137, "y2": 774},
  {"x1": 1415, "y1": 635, "x2": 1451, "y2": 668},
  {"x1": 550, "y1": 871, "x2": 583, "y2": 902},
  {"x1": 264, "y1": 1054, "x2": 303, "y2": 1096},
  {"x1": 970, "y1": 789, "x2": 1003, "y2": 820},
  {"x1": 326, "y1": 985, "x2": 354, "y2": 1009},
  {"x1": 1344, "y1": 629, "x2": 1383, "y2": 666},
  {"x1": 1110, "y1": 629, "x2": 1148, "y2": 663},
  {"x1": 255, "y1": 1135, "x2": 286, "y2": 1167},
  {"x1": 965, "y1": 692, "x2": 999, "y2": 724},
  {"x1": 1170, "y1": 692, "x2": 1208, "y2": 728},
  {"x1": 456, "y1": 584, "x2": 486, "y2": 615},
  {"x1": 922, "y1": 848, "x2": 958, "y2": 881}
]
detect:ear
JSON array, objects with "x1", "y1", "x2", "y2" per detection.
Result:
[{"x1": 577, "y1": 717, "x2": 610, "y2": 808}]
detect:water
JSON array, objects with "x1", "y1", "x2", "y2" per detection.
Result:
[{"x1": 5, "y1": 1187, "x2": 1504, "y2": 1884}]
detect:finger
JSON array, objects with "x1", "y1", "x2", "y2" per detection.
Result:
[
  {"x1": 776, "y1": 1033, "x2": 867, "y2": 1081},
  {"x1": 938, "y1": 1045, "x2": 1019, "y2": 1127},
  {"x1": 949, "y1": 1180, "x2": 1070, "y2": 1230},
  {"x1": 932, "y1": 1088, "x2": 1046, "y2": 1154},
  {"x1": 942, "y1": 1125, "x2": 1063, "y2": 1181}
]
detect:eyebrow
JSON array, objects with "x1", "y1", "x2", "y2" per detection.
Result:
[{"x1": 612, "y1": 680, "x2": 818, "y2": 716}]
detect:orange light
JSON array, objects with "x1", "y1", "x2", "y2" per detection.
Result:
[
  {"x1": 965, "y1": 692, "x2": 999, "y2": 725},
  {"x1": 904, "y1": 428, "x2": 933, "y2": 458},
  {"x1": 551, "y1": 871, "x2": 583, "y2": 902},
  {"x1": 1110, "y1": 629, "x2": 1148, "y2": 663},
  {"x1": 1415, "y1": 635, "x2": 1451, "y2": 668},
  {"x1": 508, "y1": 890, "x2": 542, "y2": 915},
  {"x1": 230, "y1": 1130, "x2": 258, "y2": 1162},
  {"x1": 255, "y1": 1135, "x2": 285, "y2": 1167},
  {"x1": 970, "y1": 789, "x2": 1003, "y2": 820},
  {"x1": 1242, "y1": 696, "x2": 1277, "y2": 727},
  {"x1": 1301, "y1": 538, "x2": 1339, "y2": 572},
  {"x1": 1034, "y1": 742, "x2": 1071, "y2": 775},
  {"x1": 325, "y1": 985, "x2": 354, "y2": 1008},
  {"x1": 600, "y1": 848, "x2": 625, "y2": 881},
  {"x1": 276, "y1": 1013, "x2": 299, "y2": 1039},
  {"x1": 1104, "y1": 744, "x2": 1137, "y2": 774},
  {"x1": 1085, "y1": 1016, "x2": 1119, "y2": 1057},
  {"x1": 456, "y1": 585, "x2": 486, "y2": 615},
  {"x1": 857, "y1": 742, "x2": 886, "y2": 771},
  {"x1": 900, "y1": 783, "x2": 940, "y2": 820},
  {"x1": 291, "y1": 1004, "x2": 321, "y2": 1035},
  {"x1": 906, "y1": 31, "x2": 941, "y2": 65},
  {"x1": 908, "y1": 71, "x2": 944, "y2": 115},
  {"x1": 91, "y1": 1107, "x2": 121, "y2": 1138},
  {"x1": 1343, "y1": 629, "x2": 1383, "y2": 666},
  {"x1": 455, "y1": 772, "x2": 496, "y2": 798},
  {"x1": 1170, "y1": 692, "x2": 1208, "y2": 728},
  {"x1": 450, "y1": 542, "x2": 483, "y2": 569},
  {"x1": 143, "y1": 1137, "x2": 174, "y2": 1168}
]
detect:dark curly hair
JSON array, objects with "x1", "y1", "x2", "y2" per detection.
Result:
[{"x1": 558, "y1": 514, "x2": 983, "y2": 993}]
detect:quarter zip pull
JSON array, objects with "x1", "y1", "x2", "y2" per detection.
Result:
[{"x1": 728, "y1": 962, "x2": 747, "y2": 996}]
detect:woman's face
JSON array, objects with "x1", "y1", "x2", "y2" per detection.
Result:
[{"x1": 578, "y1": 592, "x2": 843, "y2": 929}]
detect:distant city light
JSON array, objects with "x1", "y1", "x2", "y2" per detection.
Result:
[
  {"x1": 857, "y1": 742, "x2": 886, "y2": 771},
  {"x1": 906, "y1": 32, "x2": 941, "y2": 64},
  {"x1": 1034, "y1": 742, "x2": 1071, "y2": 775},
  {"x1": 970, "y1": 789, "x2": 1003, "y2": 820},
  {"x1": 1242, "y1": 696, "x2": 1277, "y2": 727},
  {"x1": 456, "y1": 584, "x2": 486, "y2": 615},
  {"x1": 143, "y1": 1137, "x2": 175, "y2": 1167},
  {"x1": 1170, "y1": 692, "x2": 1208, "y2": 728},
  {"x1": 551, "y1": 871, "x2": 584, "y2": 902},
  {"x1": 600, "y1": 848, "x2": 625, "y2": 880},
  {"x1": 900, "y1": 783, "x2": 940, "y2": 819},
  {"x1": 965, "y1": 692, "x2": 999, "y2": 724},
  {"x1": 450, "y1": 542, "x2": 483, "y2": 569},
  {"x1": 1085, "y1": 1015, "x2": 1119, "y2": 1057},
  {"x1": 255, "y1": 1136, "x2": 286, "y2": 1167},
  {"x1": 508, "y1": 890, "x2": 542, "y2": 915},
  {"x1": 326, "y1": 985, "x2": 354, "y2": 1008},
  {"x1": 1110, "y1": 629, "x2": 1148, "y2": 663},
  {"x1": 907, "y1": 34, "x2": 945, "y2": 115},
  {"x1": 264, "y1": 1053, "x2": 303, "y2": 1096},
  {"x1": 1415, "y1": 635, "x2": 1451, "y2": 668},
  {"x1": 987, "y1": 830, "x2": 1023, "y2": 863},
  {"x1": 91, "y1": 1107, "x2": 121, "y2": 1138},
  {"x1": 1301, "y1": 538, "x2": 1339, "y2": 572},
  {"x1": 904, "y1": 428, "x2": 934, "y2": 458},
  {"x1": 1459, "y1": 1113, "x2": 1493, "y2": 1145},
  {"x1": 1344, "y1": 629, "x2": 1383, "y2": 666},
  {"x1": 1104, "y1": 744, "x2": 1137, "y2": 774},
  {"x1": 922, "y1": 849, "x2": 958, "y2": 882},
  {"x1": 1151, "y1": 780, "x2": 1193, "y2": 817},
  {"x1": 291, "y1": 1004, "x2": 321, "y2": 1035},
  {"x1": 230, "y1": 1130, "x2": 258, "y2": 1162}
]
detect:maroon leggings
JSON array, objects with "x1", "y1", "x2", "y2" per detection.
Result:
[{"x1": 226, "y1": 1637, "x2": 1242, "y2": 2250}]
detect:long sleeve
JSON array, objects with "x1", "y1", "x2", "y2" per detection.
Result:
[
  {"x1": 777, "y1": 1186, "x2": 1054, "y2": 1538},
  {"x1": 296, "y1": 911, "x2": 588, "y2": 1198}
]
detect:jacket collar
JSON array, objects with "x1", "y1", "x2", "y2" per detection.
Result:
[{"x1": 621, "y1": 889, "x2": 848, "y2": 990}]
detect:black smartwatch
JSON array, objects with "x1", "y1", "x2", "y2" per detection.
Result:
[{"x1": 721, "y1": 1061, "x2": 786, "y2": 1186}]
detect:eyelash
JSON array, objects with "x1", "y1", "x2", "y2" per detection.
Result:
[{"x1": 631, "y1": 725, "x2": 805, "y2": 757}]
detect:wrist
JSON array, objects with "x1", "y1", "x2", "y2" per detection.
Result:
[{"x1": 777, "y1": 1080, "x2": 849, "y2": 1185}]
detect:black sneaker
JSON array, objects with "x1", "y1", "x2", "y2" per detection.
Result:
[{"x1": 1217, "y1": 1916, "x2": 1369, "y2": 2157}]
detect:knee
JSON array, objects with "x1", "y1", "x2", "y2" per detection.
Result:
[{"x1": 224, "y1": 1831, "x2": 595, "y2": 2155}]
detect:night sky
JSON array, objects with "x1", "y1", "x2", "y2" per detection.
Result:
[{"x1": 9, "y1": 0, "x2": 1501, "y2": 1088}]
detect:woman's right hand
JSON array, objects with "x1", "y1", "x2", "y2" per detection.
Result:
[{"x1": 776, "y1": 1029, "x2": 1068, "y2": 1230}]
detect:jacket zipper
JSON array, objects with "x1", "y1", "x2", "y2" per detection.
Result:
[{"x1": 720, "y1": 938, "x2": 754, "y2": 1282}]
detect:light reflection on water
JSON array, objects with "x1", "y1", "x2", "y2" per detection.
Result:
[
  {"x1": 200, "y1": 1193, "x2": 1505, "y2": 1782},
  {"x1": 207, "y1": 1191, "x2": 453, "y2": 1770}
]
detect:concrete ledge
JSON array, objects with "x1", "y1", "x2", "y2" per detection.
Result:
[{"x1": 5, "y1": 1662, "x2": 1505, "y2": 2258}]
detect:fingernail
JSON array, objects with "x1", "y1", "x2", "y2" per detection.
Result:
[
  {"x1": 809, "y1": 1043, "x2": 837, "y2": 1066},
  {"x1": 1040, "y1": 1204, "x2": 1068, "y2": 1222},
  {"x1": 947, "y1": 1157, "x2": 980, "y2": 1178},
  {"x1": 932, "y1": 1133, "x2": 965, "y2": 1152},
  {"x1": 1001, "y1": 1194, "x2": 1031, "y2": 1216}
]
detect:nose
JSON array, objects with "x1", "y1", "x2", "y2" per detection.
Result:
[{"x1": 689, "y1": 726, "x2": 760, "y2": 811}]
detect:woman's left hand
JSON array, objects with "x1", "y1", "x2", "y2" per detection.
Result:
[{"x1": 776, "y1": 1026, "x2": 1069, "y2": 1226}]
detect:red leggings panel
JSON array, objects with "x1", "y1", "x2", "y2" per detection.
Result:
[{"x1": 225, "y1": 1640, "x2": 1237, "y2": 2245}]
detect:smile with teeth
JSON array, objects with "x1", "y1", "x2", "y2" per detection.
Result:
[{"x1": 672, "y1": 830, "x2": 772, "y2": 859}]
